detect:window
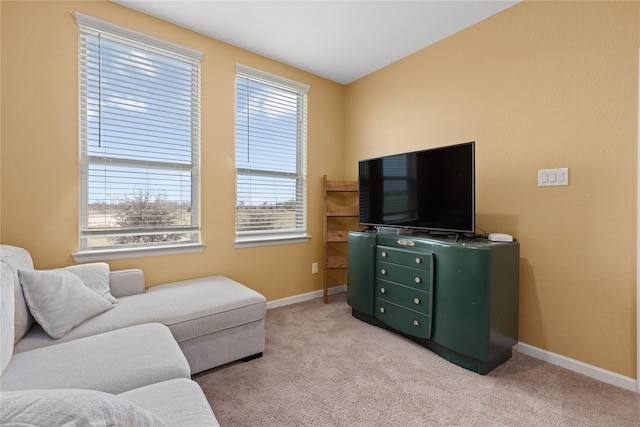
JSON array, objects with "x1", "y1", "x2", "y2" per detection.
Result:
[
  {"x1": 74, "y1": 13, "x2": 203, "y2": 261},
  {"x1": 234, "y1": 65, "x2": 309, "y2": 247}
]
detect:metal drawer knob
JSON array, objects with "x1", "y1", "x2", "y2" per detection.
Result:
[
  {"x1": 414, "y1": 298, "x2": 420, "y2": 305},
  {"x1": 413, "y1": 320, "x2": 420, "y2": 326},
  {"x1": 415, "y1": 257, "x2": 421, "y2": 264},
  {"x1": 380, "y1": 307, "x2": 385, "y2": 313},
  {"x1": 381, "y1": 268, "x2": 386, "y2": 275},
  {"x1": 415, "y1": 277, "x2": 421, "y2": 284},
  {"x1": 381, "y1": 251, "x2": 387, "y2": 257},
  {"x1": 380, "y1": 287, "x2": 386, "y2": 294}
]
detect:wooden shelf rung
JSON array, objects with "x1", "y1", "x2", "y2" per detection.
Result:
[
  {"x1": 326, "y1": 181, "x2": 358, "y2": 192},
  {"x1": 327, "y1": 231, "x2": 349, "y2": 242},
  {"x1": 326, "y1": 204, "x2": 359, "y2": 217},
  {"x1": 327, "y1": 256, "x2": 348, "y2": 269}
]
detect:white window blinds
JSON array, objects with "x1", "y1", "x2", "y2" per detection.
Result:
[
  {"x1": 76, "y1": 13, "x2": 202, "y2": 252},
  {"x1": 235, "y1": 65, "x2": 309, "y2": 243}
]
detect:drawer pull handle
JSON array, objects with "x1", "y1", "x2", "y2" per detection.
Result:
[
  {"x1": 381, "y1": 251, "x2": 387, "y2": 257},
  {"x1": 413, "y1": 320, "x2": 420, "y2": 326},
  {"x1": 397, "y1": 239, "x2": 415, "y2": 247},
  {"x1": 415, "y1": 277, "x2": 421, "y2": 284},
  {"x1": 414, "y1": 298, "x2": 420, "y2": 305},
  {"x1": 415, "y1": 257, "x2": 421, "y2": 264},
  {"x1": 380, "y1": 307, "x2": 385, "y2": 313},
  {"x1": 381, "y1": 268, "x2": 386, "y2": 275},
  {"x1": 380, "y1": 287, "x2": 386, "y2": 294}
]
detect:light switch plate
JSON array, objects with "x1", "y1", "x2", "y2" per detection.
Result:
[{"x1": 538, "y1": 168, "x2": 569, "y2": 187}]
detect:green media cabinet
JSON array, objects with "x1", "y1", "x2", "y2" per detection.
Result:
[{"x1": 347, "y1": 231, "x2": 519, "y2": 374}]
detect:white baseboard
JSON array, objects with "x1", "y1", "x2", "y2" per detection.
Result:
[
  {"x1": 266, "y1": 285, "x2": 346, "y2": 310},
  {"x1": 515, "y1": 342, "x2": 636, "y2": 392}
]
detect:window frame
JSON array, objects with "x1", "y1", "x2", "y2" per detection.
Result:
[
  {"x1": 234, "y1": 64, "x2": 310, "y2": 248},
  {"x1": 72, "y1": 13, "x2": 204, "y2": 262}
]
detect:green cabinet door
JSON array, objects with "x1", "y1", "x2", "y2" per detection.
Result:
[
  {"x1": 430, "y1": 241, "x2": 519, "y2": 362},
  {"x1": 430, "y1": 244, "x2": 492, "y2": 359},
  {"x1": 347, "y1": 231, "x2": 377, "y2": 315}
]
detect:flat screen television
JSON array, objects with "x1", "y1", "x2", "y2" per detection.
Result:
[{"x1": 358, "y1": 141, "x2": 475, "y2": 235}]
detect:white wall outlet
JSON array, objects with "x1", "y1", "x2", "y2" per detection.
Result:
[
  {"x1": 538, "y1": 168, "x2": 569, "y2": 187},
  {"x1": 312, "y1": 262, "x2": 318, "y2": 274}
]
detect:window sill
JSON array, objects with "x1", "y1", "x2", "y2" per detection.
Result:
[
  {"x1": 72, "y1": 243, "x2": 206, "y2": 262},
  {"x1": 234, "y1": 234, "x2": 310, "y2": 248}
]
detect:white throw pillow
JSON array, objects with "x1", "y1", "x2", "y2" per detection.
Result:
[
  {"x1": 64, "y1": 262, "x2": 118, "y2": 304},
  {"x1": 0, "y1": 388, "x2": 168, "y2": 427},
  {"x1": 1, "y1": 262, "x2": 15, "y2": 375},
  {"x1": 18, "y1": 269, "x2": 113, "y2": 339}
]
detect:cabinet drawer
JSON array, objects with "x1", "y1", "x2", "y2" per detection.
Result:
[
  {"x1": 375, "y1": 281, "x2": 432, "y2": 316},
  {"x1": 376, "y1": 261, "x2": 433, "y2": 293},
  {"x1": 375, "y1": 299, "x2": 432, "y2": 339},
  {"x1": 377, "y1": 246, "x2": 432, "y2": 270}
]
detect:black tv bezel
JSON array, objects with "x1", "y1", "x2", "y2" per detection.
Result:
[{"x1": 358, "y1": 141, "x2": 476, "y2": 235}]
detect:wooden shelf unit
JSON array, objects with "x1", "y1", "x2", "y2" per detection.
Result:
[{"x1": 323, "y1": 175, "x2": 359, "y2": 304}]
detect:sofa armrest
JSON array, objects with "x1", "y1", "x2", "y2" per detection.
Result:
[{"x1": 109, "y1": 269, "x2": 145, "y2": 298}]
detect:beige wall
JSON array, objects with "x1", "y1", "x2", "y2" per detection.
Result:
[
  {"x1": 0, "y1": 1, "x2": 346, "y2": 302},
  {"x1": 345, "y1": 1, "x2": 639, "y2": 377}
]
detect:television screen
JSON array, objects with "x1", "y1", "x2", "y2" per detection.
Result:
[{"x1": 358, "y1": 141, "x2": 475, "y2": 234}]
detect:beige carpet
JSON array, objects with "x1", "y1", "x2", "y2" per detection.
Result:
[{"x1": 194, "y1": 293, "x2": 640, "y2": 426}]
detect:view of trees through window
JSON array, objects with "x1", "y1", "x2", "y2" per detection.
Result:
[
  {"x1": 235, "y1": 199, "x2": 298, "y2": 232},
  {"x1": 88, "y1": 191, "x2": 191, "y2": 246}
]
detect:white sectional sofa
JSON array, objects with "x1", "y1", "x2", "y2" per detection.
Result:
[{"x1": 0, "y1": 244, "x2": 267, "y2": 426}]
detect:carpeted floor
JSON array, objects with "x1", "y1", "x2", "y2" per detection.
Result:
[{"x1": 194, "y1": 292, "x2": 640, "y2": 426}]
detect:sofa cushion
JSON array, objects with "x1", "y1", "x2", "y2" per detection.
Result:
[
  {"x1": 1, "y1": 263, "x2": 15, "y2": 375},
  {"x1": 120, "y1": 378, "x2": 219, "y2": 427},
  {"x1": 0, "y1": 245, "x2": 34, "y2": 342},
  {"x1": 65, "y1": 262, "x2": 118, "y2": 304},
  {"x1": 109, "y1": 268, "x2": 145, "y2": 298},
  {"x1": 18, "y1": 269, "x2": 113, "y2": 339},
  {"x1": 0, "y1": 388, "x2": 168, "y2": 427},
  {"x1": 1, "y1": 323, "x2": 191, "y2": 394},
  {"x1": 14, "y1": 275, "x2": 267, "y2": 354}
]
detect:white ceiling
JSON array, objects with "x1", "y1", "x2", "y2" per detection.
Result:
[{"x1": 113, "y1": 1, "x2": 519, "y2": 84}]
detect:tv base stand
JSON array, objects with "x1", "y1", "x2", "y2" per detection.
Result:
[{"x1": 347, "y1": 231, "x2": 519, "y2": 374}]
